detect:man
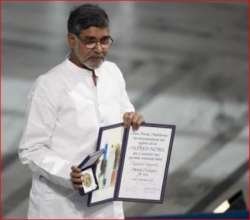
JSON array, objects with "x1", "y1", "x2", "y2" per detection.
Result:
[{"x1": 19, "y1": 4, "x2": 143, "y2": 218}]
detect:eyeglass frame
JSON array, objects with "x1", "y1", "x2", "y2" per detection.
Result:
[{"x1": 75, "y1": 34, "x2": 114, "y2": 49}]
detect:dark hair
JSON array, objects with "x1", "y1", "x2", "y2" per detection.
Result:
[{"x1": 67, "y1": 4, "x2": 109, "y2": 35}]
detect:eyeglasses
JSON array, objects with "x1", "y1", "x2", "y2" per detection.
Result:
[{"x1": 77, "y1": 35, "x2": 114, "y2": 49}]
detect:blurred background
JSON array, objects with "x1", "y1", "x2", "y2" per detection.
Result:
[{"x1": 2, "y1": 1, "x2": 248, "y2": 218}]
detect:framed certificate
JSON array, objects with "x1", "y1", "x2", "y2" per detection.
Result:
[{"x1": 88, "y1": 122, "x2": 175, "y2": 206}]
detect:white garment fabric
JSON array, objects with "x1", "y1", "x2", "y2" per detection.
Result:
[{"x1": 19, "y1": 59, "x2": 134, "y2": 218}]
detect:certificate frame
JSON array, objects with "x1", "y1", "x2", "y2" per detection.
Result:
[{"x1": 88, "y1": 122, "x2": 175, "y2": 206}]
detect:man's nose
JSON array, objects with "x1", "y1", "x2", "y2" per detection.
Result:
[{"x1": 94, "y1": 42, "x2": 103, "y2": 52}]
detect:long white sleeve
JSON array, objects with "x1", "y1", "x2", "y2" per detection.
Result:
[{"x1": 19, "y1": 76, "x2": 73, "y2": 190}]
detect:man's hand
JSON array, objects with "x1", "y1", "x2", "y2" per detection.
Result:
[
  {"x1": 70, "y1": 166, "x2": 82, "y2": 190},
  {"x1": 123, "y1": 112, "x2": 144, "y2": 130}
]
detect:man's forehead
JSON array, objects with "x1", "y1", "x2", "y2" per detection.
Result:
[{"x1": 80, "y1": 26, "x2": 110, "y2": 37}]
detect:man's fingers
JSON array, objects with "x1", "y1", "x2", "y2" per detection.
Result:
[
  {"x1": 131, "y1": 114, "x2": 140, "y2": 130},
  {"x1": 123, "y1": 112, "x2": 130, "y2": 128},
  {"x1": 71, "y1": 177, "x2": 82, "y2": 184},
  {"x1": 71, "y1": 166, "x2": 81, "y2": 172},
  {"x1": 132, "y1": 119, "x2": 143, "y2": 130},
  {"x1": 131, "y1": 114, "x2": 144, "y2": 130},
  {"x1": 123, "y1": 112, "x2": 144, "y2": 130},
  {"x1": 70, "y1": 171, "x2": 81, "y2": 178},
  {"x1": 70, "y1": 165, "x2": 83, "y2": 190},
  {"x1": 71, "y1": 175, "x2": 83, "y2": 190},
  {"x1": 73, "y1": 184, "x2": 82, "y2": 190},
  {"x1": 123, "y1": 112, "x2": 134, "y2": 128}
]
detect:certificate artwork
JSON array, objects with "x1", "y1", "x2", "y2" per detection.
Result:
[{"x1": 90, "y1": 125, "x2": 124, "y2": 204}]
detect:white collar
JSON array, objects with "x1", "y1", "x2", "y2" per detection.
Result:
[{"x1": 65, "y1": 59, "x2": 102, "y2": 77}]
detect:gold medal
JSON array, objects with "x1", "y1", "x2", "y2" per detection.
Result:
[{"x1": 81, "y1": 173, "x2": 92, "y2": 187}]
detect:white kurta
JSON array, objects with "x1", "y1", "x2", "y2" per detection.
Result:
[{"x1": 19, "y1": 59, "x2": 134, "y2": 218}]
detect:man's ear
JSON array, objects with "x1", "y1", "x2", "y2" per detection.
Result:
[{"x1": 68, "y1": 33, "x2": 76, "y2": 49}]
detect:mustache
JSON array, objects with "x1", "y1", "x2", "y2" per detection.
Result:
[{"x1": 91, "y1": 55, "x2": 105, "y2": 59}]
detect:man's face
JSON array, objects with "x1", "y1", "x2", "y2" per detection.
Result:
[{"x1": 68, "y1": 26, "x2": 111, "y2": 70}]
